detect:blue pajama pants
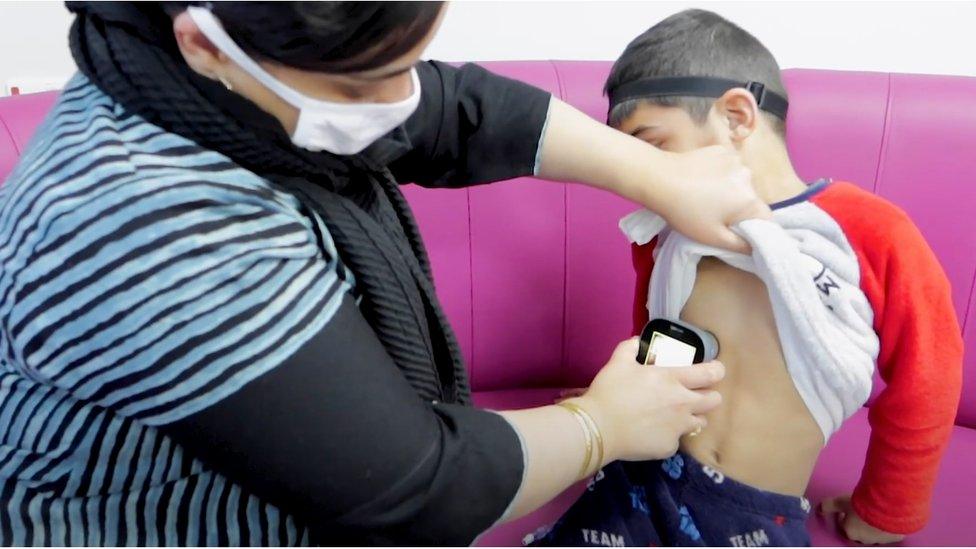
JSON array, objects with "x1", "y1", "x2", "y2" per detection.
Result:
[{"x1": 527, "y1": 452, "x2": 813, "y2": 547}]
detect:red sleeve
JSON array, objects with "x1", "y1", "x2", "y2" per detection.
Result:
[
  {"x1": 814, "y1": 184, "x2": 964, "y2": 534},
  {"x1": 631, "y1": 239, "x2": 657, "y2": 336}
]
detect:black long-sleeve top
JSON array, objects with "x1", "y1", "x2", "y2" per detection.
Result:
[{"x1": 162, "y1": 61, "x2": 553, "y2": 545}]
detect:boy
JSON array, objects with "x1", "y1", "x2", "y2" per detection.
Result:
[{"x1": 532, "y1": 9, "x2": 962, "y2": 547}]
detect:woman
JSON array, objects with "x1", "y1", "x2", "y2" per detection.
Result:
[{"x1": 0, "y1": 2, "x2": 766, "y2": 545}]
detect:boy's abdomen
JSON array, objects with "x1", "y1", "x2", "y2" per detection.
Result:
[{"x1": 678, "y1": 258, "x2": 823, "y2": 497}]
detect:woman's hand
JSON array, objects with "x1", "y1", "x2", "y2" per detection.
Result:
[
  {"x1": 497, "y1": 336, "x2": 724, "y2": 521},
  {"x1": 536, "y1": 99, "x2": 769, "y2": 254},
  {"x1": 648, "y1": 146, "x2": 769, "y2": 254},
  {"x1": 566, "y1": 337, "x2": 724, "y2": 463}
]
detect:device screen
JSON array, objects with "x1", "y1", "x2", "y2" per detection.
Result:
[{"x1": 648, "y1": 331, "x2": 697, "y2": 367}]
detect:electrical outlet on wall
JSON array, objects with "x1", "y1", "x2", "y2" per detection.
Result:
[{"x1": 5, "y1": 76, "x2": 69, "y2": 96}]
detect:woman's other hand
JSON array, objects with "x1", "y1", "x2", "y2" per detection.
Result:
[
  {"x1": 650, "y1": 146, "x2": 769, "y2": 254},
  {"x1": 566, "y1": 337, "x2": 724, "y2": 462},
  {"x1": 535, "y1": 100, "x2": 769, "y2": 254}
]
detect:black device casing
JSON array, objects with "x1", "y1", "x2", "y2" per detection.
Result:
[{"x1": 637, "y1": 318, "x2": 719, "y2": 365}]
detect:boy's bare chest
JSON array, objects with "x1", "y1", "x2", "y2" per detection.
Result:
[{"x1": 678, "y1": 258, "x2": 823, "y2": 495}]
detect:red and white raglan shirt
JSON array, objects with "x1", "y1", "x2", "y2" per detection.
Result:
[{"x1": 624, "y1": 180, "x2": 963, "y2": 534}]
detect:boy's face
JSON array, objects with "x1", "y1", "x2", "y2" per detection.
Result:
[{"x1": 613, "y1": 102, "x2": 729, "y2": 153}]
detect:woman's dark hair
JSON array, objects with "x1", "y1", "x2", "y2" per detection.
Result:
[{"x1": 164, "y1": 1, "x2": 444, "y2": 73}]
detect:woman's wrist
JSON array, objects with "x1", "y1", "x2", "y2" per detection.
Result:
[
  {"x1": 562, "y1": 396, "x2": 616, "y2": 469},
  {"x1": 608, "y1": 138, "x2": 680, "y2": 214},
  {"x1": 557, "y1": 401, "x2": 596, "y2": 479},
  {"x1": 536, "y1": 99, "x2": 673, "y2": 213}
]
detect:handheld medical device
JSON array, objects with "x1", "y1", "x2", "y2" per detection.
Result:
[{"x1": 637, "y1": 318, "x2": 719, "y2": 367}]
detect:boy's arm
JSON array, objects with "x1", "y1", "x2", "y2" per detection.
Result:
[{"x1": 847, "y1": 214, "x2": 963, "y2": 535}]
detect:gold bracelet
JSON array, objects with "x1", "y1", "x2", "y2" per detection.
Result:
[
  {"x1": 559, "y1": 401, "x2": 605, "y2": 479},
  {"x1": 558, "y1": 402, "x2": 593, "y2": 480},
  {"x1": 572, "y1": 403, "x2": 605, "y2": 476},
  {"x1": 564, "y1": 402, "x2": 605, "y2": 477}
]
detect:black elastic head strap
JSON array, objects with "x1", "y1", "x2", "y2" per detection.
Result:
[{"x1": 607, "y1": 76, "x2": 789, "y2": 121}]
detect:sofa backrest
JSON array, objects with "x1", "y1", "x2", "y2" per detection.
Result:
[{"x1": 2, "y1": 63, "x2": 974, "y2": 426}]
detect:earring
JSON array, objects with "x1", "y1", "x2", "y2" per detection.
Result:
[{"x1": 217, "y1": 76, "x2": 233, "y2": 91}]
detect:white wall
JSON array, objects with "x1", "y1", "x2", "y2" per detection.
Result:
[
  {"x1": 0, "y1": 2, "x2": 75, "y2": 93},
  {"x1": 1, "y1": 1, "x2": 973, "y2": 94},
  {"x1": 428, "y1": 1, "x2": 976, "y2": 76}
]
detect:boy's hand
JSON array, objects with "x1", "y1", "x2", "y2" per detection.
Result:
[{"x1": 820, "y1": 495, "x2": 906, "y2": 545}]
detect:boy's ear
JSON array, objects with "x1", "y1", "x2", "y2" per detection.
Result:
[{"x1": 714, "y1": 88, "x2": 759, "y2": 143}]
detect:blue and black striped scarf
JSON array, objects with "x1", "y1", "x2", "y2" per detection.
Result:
[{"x1": 66, "y1": 1, "x2": 470, "y2": 405}]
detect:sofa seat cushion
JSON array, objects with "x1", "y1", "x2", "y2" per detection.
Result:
[
  {"x1": 473, "y1": 389, "x2": 976, "y2": 546},
  {"x1": 807, "y1": 406, "x2": 976, "y2": 546}
]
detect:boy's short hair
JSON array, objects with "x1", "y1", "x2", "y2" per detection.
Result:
[{"x1": 605, "y1": 9, "x2": 787, "y2": 138}]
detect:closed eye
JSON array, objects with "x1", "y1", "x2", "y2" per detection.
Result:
[
  {"x1": 637, "y1": 136, "x2": 665, "y2": 149},
  {"x1": 630, "y1": 127, "x2": 665, "y2": 149}
]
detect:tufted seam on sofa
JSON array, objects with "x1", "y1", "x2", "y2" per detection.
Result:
[
  {"x1": 964, "y1": 264, "x2": 976, "y2": 336},
  {"x1": 0, "y1": 114, "x2": 18, "y2": 156},
  {"x1": 466, "y1": 186, "x2": 477, "y2": 387},
  {"x1": 871, "y1": 73, "x2": 894, "y2": 195},
  {"x1": 548, "y1": 61, "x2": 572, "y2": 385}
]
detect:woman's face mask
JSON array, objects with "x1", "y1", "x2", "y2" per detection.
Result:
[{"x1": 187, "y1": 6, "x2": 422, "y2": 156}]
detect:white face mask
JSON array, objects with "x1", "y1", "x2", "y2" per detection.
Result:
[{"x1": 187, "y1": 6, "x2": 422, "y2": 155}]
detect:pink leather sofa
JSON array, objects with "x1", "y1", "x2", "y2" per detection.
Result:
[{"x1": 1, "y1": 62, "x2": 973, "y2": 546}]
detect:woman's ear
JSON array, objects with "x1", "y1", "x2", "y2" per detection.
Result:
[
  {"x1": 715, "y1": 88, "x2": 759, "y2": 144},
  {"x1": 172, "y1": 11, "x2": 228, "y2": 81}
]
